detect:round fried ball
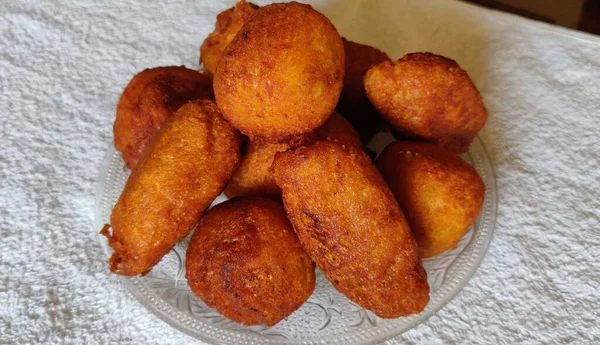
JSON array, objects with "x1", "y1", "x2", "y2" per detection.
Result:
[
  {"x1": 114, "y1": 66, "x2": 213, "y2": 169},
  {"x1": 185, "y1": 197, "x2": 315, "y2": 326},
  {"x1": 224, "y1": 138, "x2": 305, "y2": 200},
  {"x1": 377, "y1": 141, "x2": 485, "y2": 258},
  {"x1": 214, "y1": 2, "x2": 344, "y2": 140},
  {"x1": 337, "y1": 38, "x2": 390, "y2": 143},
  {"x1": 224, "y1": 112, "x2": 361, "y2": 199},
  {"x1": 200, "y1": 0, "x2": 258, "y2": 76},
  {"x1": 313, "y1": 111, "x2": 363, "y2": 148},
  {"x1": 365, "y1": 52, "x2": 487, "y2": 153}
]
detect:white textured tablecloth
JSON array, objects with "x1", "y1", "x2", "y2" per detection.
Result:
[{"x1": 1, "y1": 0, "x2": 599, "y2": 344}]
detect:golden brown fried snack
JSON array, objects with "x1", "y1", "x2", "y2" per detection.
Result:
[
  {"x1": 214, "y1": 2, "x2": 344, "y2": 140},
  {"x1": 377, "y1": 141, "x2": 485, "y2": 258},
  {"x1": 271, "y1": 141, "x2": 429, "y2": 317},
  {"x1": 114, "y1": 66, "x2": 213, "y2": 169},
  {"x1": 224, "y1": 139, "x2": 303, "y2": 200},
  {"x1": 337, "y1": 38, "x2": 390, "y2": 143},
  {"x1": 186, "y1": 197, "x2": 315, "y2": 326},
  {"x1": 224, "y1": 113, "x2": 361, "y2": 199},
  {"x1": 200, "y1": 0, "x2": 258, "y2": 76},
  {"x1": 364, "y1": 52, "x2": 488, "y2": 153},
  {"x1": 102, "y1": 100, "x2": 240, "y2": 276},
  {"x1": 313, "y1": 111, "x2": 363, "y2": 148}
]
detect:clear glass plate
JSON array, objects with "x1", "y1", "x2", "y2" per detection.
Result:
[{"x1": 95, "y1": 133, "x2": 496, "y2": 345}]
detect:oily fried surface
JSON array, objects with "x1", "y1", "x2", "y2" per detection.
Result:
[
  {"x1": 271, "y1": 141, "x2": 429, "y2": 318},
  {"x1": 337, "y1": 38, "x2": 390, "y2": 143},
  {"x1": 313, "y1": 111, "x2": 363, "y2": 148},
  {"x1": 225, "y1": 112, "x2": 361, "y2": 199},
  {"x1": 377, "y1": 141, "x2": 485, "y2": 258},
  {"x1": 364, "y1": 52, "x2": 487, "y2": 153},
  {"x1": 200, "y1": 0, "x2": 258, "y2": 76},
  {"x1": 114, "y1": 66, "x2": 213, "y2": 169},
  {"x1": 214, "y1": 2, "x2": 344, "y2": 140},
  {"x1": 224, "y1": 140, "x2": 296, "y2": 200},
  {"x1": 103, "y1": 100, "x2": 240, "y2": 276},
  {"x1": 186, "y1": 197, "x2": 315, "y2": 326}
]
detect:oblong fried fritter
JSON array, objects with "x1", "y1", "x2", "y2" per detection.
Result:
[
  {"x1": 186, "y1": 197, "x2": 315, "y2": 326},
  {"x1": 364, "y1": 52, "x2": 487, "y2": 153},
  {"x1": 102, "y1": 100, "x2": 240, "y2": 276},
  {"x1": 114, "y1": 66, "x2": 213, "y2": 169},
  {"x1": 224, "y1": 112, "x2": 361, "y2": 199},
  {"x1": 337, "y1": 38, "x2": 390, "y2": 143},
  {"x1": 200, "y1": 0, "x2": 258, "y2": 76},
  {"x1": 377, "y1": 141, "x2": 485, "y2": 258},
  {"x1": 214, "y1": 2, "x2": 344, "y2": 140},
  {"x1": 271, "y1": 141, "x2": 429, "y2": 318}
]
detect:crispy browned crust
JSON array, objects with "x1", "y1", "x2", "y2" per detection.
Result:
[
  {"x1": 313, "y1": 112, "x2": 363, "y2": 148},
  {"x1": 271, "y1": 141, "x2": 429, "y2": 317},
  {"x1": 114, "y1": 66, "x2": 213, "y2": 169},
  {"x1": 103, "y1": 100, "x2": 240, "y2": 276},
  {"x1": 337, "y1": 38, "x2": 390, "y2": 143},
  {"x1": 364, "y1": 52, "x2": 487, "y2": 153},
  {"x1": 224, "y1": 140, "x2": 293, "y2": 200},
  {"x1": 185, "y1": 197, "x2": 315, "y2": 326},
  {"x1": 200, "y1": 0, "x2": 258, "y2": 76},
  {"x1": 224, "y1": 113, "x2": 362, "y2": 199},
  {"x1": 214, "y1": 2, "x2": 344, "y2": 140},
  {"x1": 377, "y1": 141, "x2": 485, "y2": 258}
]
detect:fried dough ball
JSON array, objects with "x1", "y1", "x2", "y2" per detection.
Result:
[
  {"x1": 224, "y1": 137, "x2": 306, "y2": 200},
  {"x1": 364, "y1": 52, "x2": 488, "y2": 153},
  {"x1": 313, "y1": 111, "x2": 363, "y2": 148},
  {"x1": 271, "y1": 141, "x2": 430, "y2": 317},
  {"x1": 200, "y1": 0, "x2": 258, "y2": 76},
  {"x1": 102, "y1": 100, "x2": 240, "y2": 276},
  {"x1": 186, "y1": 197, "x2": 315, "y2": 326},
  {"x1": 377, "y1": 141, "x2": 485, "y2": 258},
  {"x1": 224, "y1": 112, "x2": 361, "y2": 199},
  {"x1": 214, "y1": 2, "x2": 344, "y2": 140},
  {"x1": 114, "y1": 66, "x2": 213, "y2": 169},
  {"x1": 337, "y1": 38, "x2": 390, "y2": 143}
]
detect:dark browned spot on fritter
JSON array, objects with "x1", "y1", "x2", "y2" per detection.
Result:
[{"x1": 302, "y1": 209, "x2": 321, "y2": 228}]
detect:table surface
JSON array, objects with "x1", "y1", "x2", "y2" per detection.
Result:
[{"x1": 1, "y1": 0, "x2": 599, "y2": 344}]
